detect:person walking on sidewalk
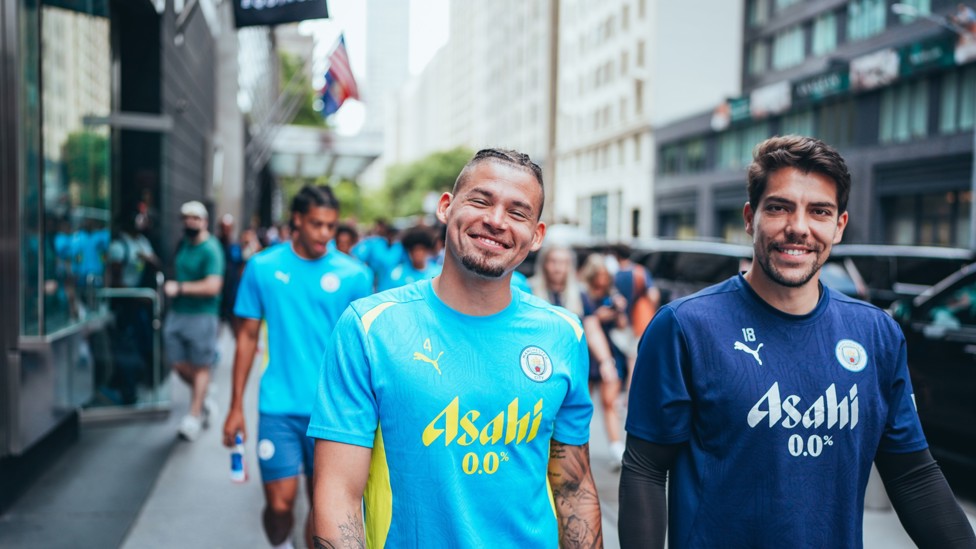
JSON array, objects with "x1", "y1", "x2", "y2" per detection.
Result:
[
  {"x1": 223, "y1": 186, "x2": 372, "y2": 549},
  {"x1": 308, "y1": 148, "x2": 603, "y2": 548},
  {"x1": 619, "y1": 135, "x2": 976, "y2": 548},
  {"x1": 163, "y1": 200, "x2": 224, "y2": 442}
]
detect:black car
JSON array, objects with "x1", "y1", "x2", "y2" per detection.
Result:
[
  {"x1": 891, "y1": 262, "x2": 976, "y2": 464},
  {"x1": 828, "y1": 244, "x2": 974, "y2": 308},
  {"x1": 631, "y1": 239, "x2": 752, "y2": 305}
]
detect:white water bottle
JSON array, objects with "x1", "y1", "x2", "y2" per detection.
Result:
[{"x1": 230, "y1": 433, "x2": 247, "y2": 483}]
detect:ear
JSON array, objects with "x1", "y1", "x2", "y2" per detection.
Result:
[
  {"x1": 833, "y1": 211, "x2": 848, "y2": 244},
  {"x1": 435, "y1": 192, "x2": 453, "y2": 224},
  {"x1": 529, "y1": 222, "x2": 547, "y2": 252},
  {"x1": 743, "y1": 201, "x2": 755, "y2": 236}
]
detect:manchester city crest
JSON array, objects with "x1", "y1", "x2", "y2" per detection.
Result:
[
  {"x1": 835, "y1": 339, "x2": 868, "y2": 372},
  {"x1": 320, "y1": 273, "x2": 340, "y2": 293},
  {"x1": 520, "y1": 346, "x2": 553, "y2": 382}
]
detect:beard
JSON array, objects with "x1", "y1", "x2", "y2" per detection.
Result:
[
  {"x1": 755, "y1": 241, "x2": 825, "y2": 288},
  {"x1": 460, "y1": 251, "x2": 506, "y2": 278}
]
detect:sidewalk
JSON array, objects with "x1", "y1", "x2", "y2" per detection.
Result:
[{"x1": 121, "y1": 328, "x2": 280, "y2": 548}]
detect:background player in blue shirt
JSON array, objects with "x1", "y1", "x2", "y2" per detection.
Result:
[
  {"x1": 221, "y1": 186, "x2": 372, "y2": 549},
  {"x1": 619, "y1": 135, "x2": 976, "y2": 548},
  {"x1": 309, "y1": 149, "x2": 603, "y2": 548}
]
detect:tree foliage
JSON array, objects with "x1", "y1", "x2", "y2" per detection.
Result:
[
  {"x1": 62, "y1": 131, "x2": 109, "y2": 207},
  {"x1": 279, "y1": 51, "x2": 326, "y2": 128},
  {"x1": 382, "y1": 147, "x2": 473, "y2": 219}
]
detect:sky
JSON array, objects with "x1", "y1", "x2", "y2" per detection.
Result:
[{"x1": 301, "y1": 0, "x2": 449, "y2": 135}]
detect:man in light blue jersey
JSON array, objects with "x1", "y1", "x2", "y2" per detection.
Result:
[
  {"x1": 378, "y1": 225, "x2": 441, "y2": 291},
  {"x1": 352, "y1": 218, "x2": 403, "y2": 291},
  {"x1": 222, "y1": 186, "x2": 372, "y2": 549},
  {"x1": 308, "y1": 149, "x2": 603, "y2": 548},
  {"x1": 620, "y1": 136, "x2": 976, "y2": 548}
]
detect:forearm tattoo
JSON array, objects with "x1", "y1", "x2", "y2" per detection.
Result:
[
  {"x1": 548, "y1": 442, "x2": 604, "y2": 548},
  {"x1": 312, "y1": 511, "x2": 365, "y2": 549}
]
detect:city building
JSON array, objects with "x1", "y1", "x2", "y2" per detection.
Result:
[
  {"x1": 654, "y1": 0, "x2": 976, "y2": 246},
  {"x1": 555, "y1": 0, "x2": 743, "y2": 239}
]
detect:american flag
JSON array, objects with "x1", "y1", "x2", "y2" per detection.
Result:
[{"x1": 320, "y1": 34, "x2": 359, "y2": 117}]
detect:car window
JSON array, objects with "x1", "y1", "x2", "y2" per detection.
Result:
[
  {"x1": 896, "y1": 257, "x2": 971, "y2": 287},
  {"x1": 820, "y1": 262, "x2": 860, "y2": 298},
  {"x1": 927, "y1": 283, "x2": 976, "y2": 328}
]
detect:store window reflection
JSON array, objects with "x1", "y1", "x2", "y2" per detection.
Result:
[{"x1": 36, "y1": 2, "x2": 111, "y2": 334}]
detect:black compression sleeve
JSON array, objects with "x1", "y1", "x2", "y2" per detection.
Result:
[
  {"x1": 618, "y1": 435, "x2": 682, "y2": 549},
  {"x1": 875, "y1": 449, "x2": 976, "y2": 548}
]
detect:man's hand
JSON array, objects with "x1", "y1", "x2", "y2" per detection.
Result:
[
  {"x1": 222, "y1": 407, "x2": 246, "y2": 448},
  {"x1": 163, "y1": 280, "x2": 179, "y2": 297}
]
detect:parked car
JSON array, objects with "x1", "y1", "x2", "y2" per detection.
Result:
[
  {"x1": 828, "y1": 244, "x2": 974, "y2": 308},
  {"x1": 890, "y1": 262, "x2": 976, "y2": 465},
  {"x1": 631, "y1": 239, "x2": 752, "y2": 305}
]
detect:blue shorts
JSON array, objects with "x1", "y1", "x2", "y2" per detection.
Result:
[{"x1": 256, "y1": 413, "x2": 314, "y2": 482}]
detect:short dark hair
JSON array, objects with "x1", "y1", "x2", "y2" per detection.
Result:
[
  {"x1": 335, "y1": 222, "x2": 358, "y2": 240},
  {"x1": 291, "y1": 185, "x2": 339, "y2": 216},
  {"x1": 453, "y1": 148, "x2": 545, "y2": 218},
  {"x1": 747, "y1": 135, "x2": 851, "y2": 214},
  {"x1": 400, "y1": 226, "x2": 434, "y2": 251}
]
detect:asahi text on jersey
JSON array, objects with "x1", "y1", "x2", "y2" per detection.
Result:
[{"x1": 748, "y1": 382, "x2": 859, "y2": 430}]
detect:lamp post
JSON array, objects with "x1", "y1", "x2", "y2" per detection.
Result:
[{"x1": 891, "y1": 3, "x2": 976, "y2": 250}]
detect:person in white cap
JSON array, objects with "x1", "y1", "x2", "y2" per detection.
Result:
[{"x1": 163, "y1": 200, "x2": 224, "y2": 441}]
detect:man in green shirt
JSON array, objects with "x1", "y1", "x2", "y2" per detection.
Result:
[{"x1": 163, "y1": 200, "x2": 225, "y2": 441}]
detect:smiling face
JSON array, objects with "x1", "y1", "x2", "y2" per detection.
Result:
[
  {"x1": 744, "y1": 167, "x2": 848, "y2": 291},
  {"x1": 291, "y1": 205, "x2": 338, "y2": 260},
  {"x1": 437, "y1": 161, "x2": 546, "y2": 280}
]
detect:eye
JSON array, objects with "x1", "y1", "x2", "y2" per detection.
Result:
[{"x1": 510, "y1": 209, "x2": 530, "y2": 220}]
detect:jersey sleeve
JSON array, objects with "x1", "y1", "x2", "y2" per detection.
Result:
[
  {"x1": 552, "y1": 328, "x2": 594, "y2": 446},
  {"x1": 878, "y1": 329, "x2": 929, "y2": 454},
  {"x1": 625, "y1": 305, "x2": 693, "y2": 444},
  {"x1": 233, "y1": 260, "x2": 263, "y2": 319},
  {"x1": 306, "y1": 306, "x2": 379, "y2": 448},
  {"x1": 203, "y1": 241, "x2": 225, "y2": 277}
]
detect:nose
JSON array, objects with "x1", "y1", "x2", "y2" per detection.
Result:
[
  {"x1": 785, "y1": 210, "x2": 810, "y2": 238},
  {"x1": 483, "y1": 205, "x2": 507, "y2": 229}
]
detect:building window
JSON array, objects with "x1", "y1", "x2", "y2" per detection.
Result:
[
  {"x1": 781, "y1": 109, "x2": 815, "y2": 136},
  {"x1": 895, "y1": 0, "x2": 931, "y2": 24},
  {"x1": 591, "y1": 194, "x2": 608, "y2": 237},
  {"x1": 747, "y1": 40, "x2": 769, "y2": 76},
  {"x1": 659, "y1": 211, "x2": 697, "y2": 239},
  {"x1": 631, "y1": 208, "x2": 641, "y2": 238},
  {"x1": 818, "y1": 99, "x2": 854, "y2": 147},
  {"x1": 847, "y1": 0, "x2": 887, "y2": 42},
  {"x1": 880, "y1": 79, "x2": 929, "y2": 143},
  {"x1": 940, "y1": 65, "x2": 976, "y2": 134},
  {"x1": 774, "y1": 0, "x2": 801, "y2": 11},
  {"x1": 636, "y1": 39, "x2": 645, "y2": 67},
  {"x1": 661, "y1": 144, "x2": 681, "y2": 174},
  {"x1": 772, "y1": 25, "x2": 805, "y2": 70},
  {"x1": 686, "y1": 138, "x2": 706, "y2": 172},
  {"x1": 635, "y1": 79, "x2": 644, "y2": 114},
  {"x1": 883, "y1": 191, "x2": 971, "y2": 247},
  {"x1": 748, "y1": 0, "x2": 770, "y2": 27},
  {"x1": 811, "y1": 12, "x2": 838, "y2": 56}
]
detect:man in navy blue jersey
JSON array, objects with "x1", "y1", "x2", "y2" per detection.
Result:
[{"x1": 620, "y1": 135, "x2": 976, "y2": 548}]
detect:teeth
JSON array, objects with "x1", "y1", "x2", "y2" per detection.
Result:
[
  {"x1": 479, "y1": 237, "x2": 503, "y2": 247},
  {"x1": 785, "y1": 249, "x2": 805, "y2": 256}
]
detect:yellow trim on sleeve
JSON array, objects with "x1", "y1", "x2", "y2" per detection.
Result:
[
  {"x1": 361, "y1": 302, "x2": 397, "y2": 336},
  {"x1": 550, "y1": 309, "x2": 584, "y2": 342}
]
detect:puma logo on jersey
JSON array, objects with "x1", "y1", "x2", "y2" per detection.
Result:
[
  {"x1": 734, "y1": 341, "x2": 764, "y2": 365},
  {"x1": 413, "y1": 351, "x2": 444, "y2": 375},
  {"x1": 274, "y1": 271, "x2": 290, "y2": 284}
]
